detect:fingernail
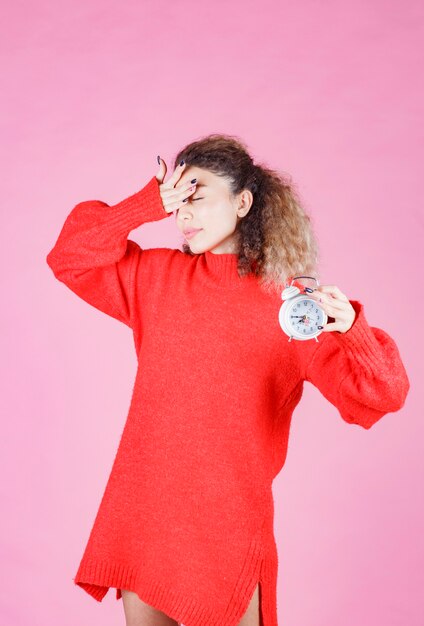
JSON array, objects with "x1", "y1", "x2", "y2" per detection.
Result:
[
  {"x1": 191, "y1": 178, "x2": 197, "y2": 183},
  {"x1": 180, "y1": 159, "x2": 185, "y2": 166},
  {"x1": 304, "y1": 287, "x2": 314, "y2": 293},
  {"x1": 157, "y1": 155, "x2": 161, "y2": 164}
]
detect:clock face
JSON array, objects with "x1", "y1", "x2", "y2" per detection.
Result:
[{"x1": 288, "y1": 297, "x2": 326, "y2": 337}]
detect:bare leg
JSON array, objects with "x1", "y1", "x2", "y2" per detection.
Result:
[
  {"x1": 121, "y1": 582, "x2": 262, "y2": 626},
  {"x1": 121, "y1": 589, "x2": 179, "y2": 626},
  {"x1": 237, "y1": 582, "x2": 263, "y2": 626}
]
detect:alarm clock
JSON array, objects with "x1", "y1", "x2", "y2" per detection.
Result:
[{"x1": 279, "y1": 276, "x2": 327, "y2": 342}]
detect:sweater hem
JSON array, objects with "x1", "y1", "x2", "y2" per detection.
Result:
[{"x1": 73, "y1": 508, "x2": 279, "y2": 626}]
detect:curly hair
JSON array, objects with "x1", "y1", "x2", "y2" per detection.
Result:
[{"x1": 173, "y1": 133, "x2": 320, "y2": 296}]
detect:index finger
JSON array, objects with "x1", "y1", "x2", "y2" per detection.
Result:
[
  {"x1": 315, "y1": 285, "x2": 349, "y2": 302},
  {"x1": 163, "y1": 160, "x2": 187, "y2": 189}
]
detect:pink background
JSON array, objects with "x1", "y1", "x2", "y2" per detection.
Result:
[{"x1": 2, "y1": 1, "x2": 422, "y2": 624}]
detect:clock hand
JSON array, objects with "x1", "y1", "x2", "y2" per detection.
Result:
[{"x1": 292, "y1": 315, "x2": 320, "y2": 320}]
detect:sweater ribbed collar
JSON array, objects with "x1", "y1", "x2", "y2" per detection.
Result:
[{"x1": 196, "y1": 250, "x2": 248, "y2": 289}]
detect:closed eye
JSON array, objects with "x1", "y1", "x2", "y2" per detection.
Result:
[{"x1": 192, "y1": 197, "x2": 203, "y2": 201}]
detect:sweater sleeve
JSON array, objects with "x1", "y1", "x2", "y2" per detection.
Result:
[
  {"x1": 296, "y1": 299, "x2": 410, "y2": 429},
  {"x1": 46, "y1": 175, "x2": 170, "y2": 328}
]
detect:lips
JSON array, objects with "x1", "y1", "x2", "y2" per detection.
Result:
[
  {"x1": 183, "y1": 228, "x2": 202, "y2": 235},
  {"x1": 183, "y1": 228, "x2": 203, "y2": 239}
]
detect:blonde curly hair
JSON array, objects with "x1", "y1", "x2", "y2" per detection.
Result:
[{"x1": 174, "y1": 132, "x2": 320, "y2": 295}]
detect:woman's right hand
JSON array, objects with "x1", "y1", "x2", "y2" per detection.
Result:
[{"x1": 155, "y1": 157, "x2": 197, "y2": 214}]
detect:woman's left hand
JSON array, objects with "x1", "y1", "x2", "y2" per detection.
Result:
[{"x1": 307, "y1": 284, "x2": 356, "y2": 334}]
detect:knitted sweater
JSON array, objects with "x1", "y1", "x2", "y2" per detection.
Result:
[{"x1": 46, "y1": 175, "x2": 410, "y2": 626}]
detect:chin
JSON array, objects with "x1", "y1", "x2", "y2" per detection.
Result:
[
  {"x1": 187, "y1": 241, "x2": 206, "y2": 253},
  {"x1": 182, "y1": 242, "x2": 202, "y2": 255}
]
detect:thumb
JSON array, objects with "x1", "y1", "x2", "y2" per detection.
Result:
[{"x1": 155, "y1": 156, "x2": 167, "y2": 184}]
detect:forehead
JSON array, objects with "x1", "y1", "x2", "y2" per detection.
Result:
[{"x1": 176, "y1": 167, "x2": 219, "y2": 189}]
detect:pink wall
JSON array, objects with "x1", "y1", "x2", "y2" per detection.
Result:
[{"x1": 2, "y1": 1, "x2": 422, "y2": 624}]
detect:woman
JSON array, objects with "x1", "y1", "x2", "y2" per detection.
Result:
[{"x1": 46, "y1": 133, "x2": 410, "y2": 626}]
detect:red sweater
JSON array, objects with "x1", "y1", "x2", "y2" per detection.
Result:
[{"x1": 46, "y1": 175, "x2": 410, "y2": 626}]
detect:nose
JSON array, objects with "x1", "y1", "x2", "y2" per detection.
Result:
[
  {"x1": 176, "y1": 201, "x2": 195, "y2": 220},
  {"x1": 176, "y1": 207, "x2": 191, "y2": 231}
]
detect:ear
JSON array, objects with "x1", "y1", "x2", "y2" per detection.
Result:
[{"x1": 237, "y1": 189, "x2": 254, "y2": 217}]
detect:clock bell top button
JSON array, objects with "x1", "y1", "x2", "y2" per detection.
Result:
[{"x1": 281, "y1": 285, "x2": 301, "y2": 301}]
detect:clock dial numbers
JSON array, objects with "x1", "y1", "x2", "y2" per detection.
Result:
[{"x1": 289, "y1": 297, "x2": 325, "y2": 336}]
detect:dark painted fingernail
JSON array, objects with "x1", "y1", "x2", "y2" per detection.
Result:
[
  {"x1": 157, "y1": 155, "x2": 161, "y2": 164},
  {"x1": 180, "y1": 159, "x2": 185, "y2": 166},
  {"x1": 305, "y1": 287, "x2": 314, "y2": 293},
  {"x1": 191, "y1": 178, "x2": 197, "y2": 183}
]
